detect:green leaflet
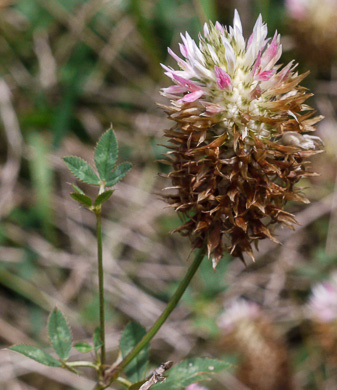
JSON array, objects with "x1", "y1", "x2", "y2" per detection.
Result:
[
  {"x1": 73, "y1": 342, "x2": 94, "y2": 353},
  {"x1": 63, "y1": 156, "x2": 100, "y2": 185},
  {"x1": 120, "y1": 321, "x2": 149, "y2": 382},
  {"x1": 106, "y1": 162, "x2": 132, "y2": 187},
  {"x1": 94, "y1": 128, "x2": 119, "y2": 182},
  {"x1": 70, "y1": 193, "x2": 92, "y2": 208},
  {"x1": 48, "y1": 308, "x2": 72, "y2": 361},
  {"x1": 10, "y1": 345, "x2": 62, "y2": 367},
  {"x1": 94, "y1": 190, "x2": 114, "y2": 207}
]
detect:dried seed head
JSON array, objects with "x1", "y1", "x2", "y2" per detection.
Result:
[
  {"x1": 218, "y1": 300, "x2": 295, "y2": 390},
  {"x1": 160, "y1": 10, "x2": 323, "y2": 267}
]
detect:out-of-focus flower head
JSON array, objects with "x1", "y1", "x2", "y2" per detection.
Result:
[
  {"x1": 307, "y1": 273, "x2": 337, "y2": 367},
  {"x1": 217, "y1": 299, "x2": 295, "y2": 390},
  {"x1": 308, "y1": 274, "x2": 337, "y2": 322},
  {"x1": 160, "y1": 10, "x2": 323, "y2": 267},
  {"x1": 217, "y1": 298, "x2": 260, "y2": 332},
  {"x1": 185, "y1": 384, "x2": 208, "y2": 390},
  {"x1": 286, "y1": 0, "x2": 337, "y2": 68}
]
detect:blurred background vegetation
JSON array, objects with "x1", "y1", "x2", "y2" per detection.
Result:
[{"x1": 0, "y1": 0, "x2": 336, "y2": 389}]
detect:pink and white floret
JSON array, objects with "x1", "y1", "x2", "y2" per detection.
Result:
[{"x1": 161, "y1": 10, "x2": 289, "y2": 143}]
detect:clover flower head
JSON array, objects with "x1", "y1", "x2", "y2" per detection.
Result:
[
  {"x1": 308, "y1": 274, "x2": 337, "y2": 322},
  {"x1": 217, "y1": 299, "x2": 294, "y2": 389},
  {"x1": 217, "y1": 299, "x2": 260, "y2": 332},
  {"x1": 286, "y1": 0, "x2": 337, "y2": 67},
  {"x1": 160, "y1": 10, "x2": 323, "y2": 267}
]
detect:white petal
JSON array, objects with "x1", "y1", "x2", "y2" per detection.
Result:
[
  {"x1": 244, "y1": 15, "x2": 268, "y2": 68},
  {"x1": 203, "y1": 22, "x2": 209, "y2": 37},
  {"x1": 221, "y1": 35, "x2": 236, "y2": 73},
  {"x1": 208, "y1": 44, "x2": 220, "y2": 65},
  {"x1": 232, "y1": 9, "x2": 245, "y2": 51},
  {"x1": 233, "y1": 9, "x2": 243, "y2": 34}
]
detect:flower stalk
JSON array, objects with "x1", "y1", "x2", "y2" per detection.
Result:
[
  {"x1": 104, "y1": 245, "x2": 207, "y2": 383},
  {"x1": 95, "y1": 207, "x2": 106, "y2": 367}
]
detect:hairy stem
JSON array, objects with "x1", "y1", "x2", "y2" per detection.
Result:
[
  {"x1": 105, "y1": 245, "x2": 207, "y2": 382},
  {"x1": 96, "y1": 209, "x2": 106, "y2": 366}
]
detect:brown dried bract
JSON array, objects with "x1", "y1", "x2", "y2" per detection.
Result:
[{"x1": 159, "y1": 73, "x2": 323, "y2": 267}]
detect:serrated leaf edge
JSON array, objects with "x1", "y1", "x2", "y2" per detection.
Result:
[
  {"x1": 9, "y1": 344, "x2": 62, "y2": 366},
  {"x1": 94, "y1": 128, "x2": 119, "y2": 181},
  {"x1": 106, "y1": 161, "x2": 133, "y2": 187},
  {"x1": 63, "y1": 156, "x2": 100, "y2": 185}
]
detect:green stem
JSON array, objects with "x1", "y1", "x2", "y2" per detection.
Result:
[
  {"x1": 116, "y1": 377, "x2": 133, "y2": 388},
  {"x1": 105, "y1": 245, "x2": 207, "y2": 382},
  {"x1": 67, "y1": 361, "x2": 99, "y2": 370},
  {"x1": 96, "y1": 209, "x2": 106, "y2": 366}
]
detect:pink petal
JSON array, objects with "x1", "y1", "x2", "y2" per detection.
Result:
[
  {"x1": 214, "y1": 66, "x2": 232, "y2": 90},
  {"x1": 201, "y1": 101, "x2": 223, "y2": 114},
  {"x1": 256, "y1": 69, "x2": 274, "y2": 81},
  {"x1": 252, "y1": 51, "x2": 262, "y2": 75},
  {"x1": 172, "y1": 73, "x2": 201, "y2": 92},
  {"x1": 162, "y1": 85, "x2": 188, "y2": 94},
  {"x1": 261, "y1": 32, "x2": 279, "y2": 67},
  {"x1": 278, "y1": 61, "x2": 293, "y2": 82},
  {"x1": 178, "y1": 90, "x2": 204, "y2": 103}
]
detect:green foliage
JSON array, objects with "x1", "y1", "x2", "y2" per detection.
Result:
[
  {"x1": 106, "y1": 162, "x2": 133, "y2": 187},
  {"x1": 129, "y1": 381, "x2": 146, "y2": 390},
  {"x1": 94, "y1": 190, "x2": 114, "y2": 207},
  {"x1": 74, "y1": 342, "x2": 94, "y2": 353},
  {"x1": 72, "y1": 185, "x2": 85, "y2": 195},
  {"x1": 48, "y1": 308, "x2": 72, "y2": 361},
  {"x1": 93, "y1": 327, "x2": 103, "y2": 352},
  {"x1": 120, "y1": 322, "x2": 149, "y2": 382},
  {"x1": 9, "y1": 345, "x2": 62, "y2": 367},
  {"x1": 70, "y1": 193, "x2": 93, "y2": 208},
  {"x1": 94, "y1": 128, "x2": 119, "y2": 182},
  {"x1": 64, "y1": 128, "x2": 132, "y2": 206},
  {"x1": 27, "y1": 132, "x2": 54, "y2": 239},
  {"x1": 63, "y1": 156, "x2": 100, "y2": 185},
  {"x1": 152, "y1": 358, "x2": 229, "y2": 390},
  {"x1": 52, "y1": 43, "x2": 93, "y2": 148}
]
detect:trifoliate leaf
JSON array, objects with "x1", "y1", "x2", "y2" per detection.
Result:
[
  {"x1": 48, "y1": 308, "x2": 72, "y2": 361},
  {"x1": 10, "y1": 345, "x2": 62, "y2": 367},
  {"x1": 106, "y1": 162, "x2": 132, "y2": 187},
  {"x1": 94, "y1": 128, "x2": 119, "y2": 182},
  {"x1": 63, "y1": 156, "x2": 100, "y2": 185}
]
